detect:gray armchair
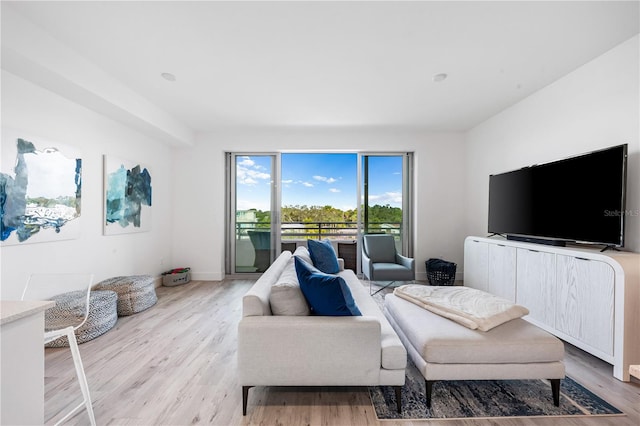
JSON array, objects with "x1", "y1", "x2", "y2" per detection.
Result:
[{"x1": 362, "y1": 234, "x2": 414, "y2": 294}]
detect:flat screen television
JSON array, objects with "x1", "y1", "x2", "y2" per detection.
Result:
[{"x1": 488, "y1": 144, "x2": 628, "y2": 248}]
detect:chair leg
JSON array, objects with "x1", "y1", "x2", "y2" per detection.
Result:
[
  {"x1": 242, "y1": 386, "x2": 254, "y2": 416},
  {"x1": 55, "y1": 329, "x2": 96, "y2": 426},
  {"x1": 370, "y1": 281, "x2": 396, "y2": 296},
  {"x1": 425, "y1": 380, "x2": 434, "y2": 409},
  {"x1": 550, "y1": 379, "x2": 561, "y2": 407},
  {"x1": 394, "y1": 386, "x2": 402, "y2": 413}
]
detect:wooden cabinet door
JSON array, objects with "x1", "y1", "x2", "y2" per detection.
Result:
[
  {"x1": 556, "y1": 255, "x2": 615, "y2": 356},
  {"x1": 488, "y1": 243, "x2": 517, "y2": 302},
  {"x1": 516, "y1": 248, "x2": 556, "y2": 326},
  {"x1": 463, "y1": 239, "x2": 488, "y2": 292}
]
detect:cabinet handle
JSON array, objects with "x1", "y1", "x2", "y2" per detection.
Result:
[
  {"x1": 529, "y1": 249, "x2": 539, "y2": 253},
  {"x1": 575, "y1": 257, "x2": 590, "y2": 261},
  {"x1": 497, "y1": 244, "x2": 506, "y2": 247}
]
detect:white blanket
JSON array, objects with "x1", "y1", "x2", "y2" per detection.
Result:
[{"x1": 393, "y1": 285, "x2": 529, "y2": 331}]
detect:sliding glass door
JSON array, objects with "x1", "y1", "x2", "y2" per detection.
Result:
[
  {"x1": 360, "y1": 153, "x2": 413, "y2": 257},
  {"x1": 226, "y1": 152, "x2": 412, "y2": 275},
  {"x1": 228, "y1": 154, "x2": 280, "y2": 273}
]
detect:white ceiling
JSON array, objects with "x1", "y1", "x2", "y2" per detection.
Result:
[{"x1": 5, "y1": 1, "x2": 640, "y2": 134}]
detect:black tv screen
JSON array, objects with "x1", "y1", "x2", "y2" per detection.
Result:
[{"x1": 488, "y1": 144, "x2": 628, "y2": 247}]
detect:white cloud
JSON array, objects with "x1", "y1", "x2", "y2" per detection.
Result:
[
  {"x1": 281, "y1": 179, "x2": 294, "y2": 184},
  {"x1": 313, "y1": 175, "x2": 337, "y2": 184},
  {"x1": 368, "y1": 191, "x2": 402, "y2": 205},
  {"x1": 243, "y1": 177, "x2": 258, "y2": 185},
  {"x1": 302, "y1": 181, "x2": 314, "y2": 187},
  {"x1": 329, "y1": 188, "x2": 340, "y2": 193},
  {"x1": 237, "y1": 156, "x2": 255, "y2": 167},
  {"x1": 237, "y1": 160, "x2": 270, "y2": 186}
]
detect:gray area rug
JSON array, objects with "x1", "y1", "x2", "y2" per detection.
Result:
[{"x1": 369, "y1": 357, "x2": 623, "y2": 420}]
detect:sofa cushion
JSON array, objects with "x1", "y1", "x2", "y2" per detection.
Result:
[
  {"x1": 293, "y1": 246, "x2": 313, "y2": 265},
  {"x1": 294, "y1": 257, "x2": 361, "y2": 316},
  {"x1": 269, "y1": 257, "x2": 311, "y2": 316},
  {"x1": 307, "y1": 239, "x2": 340, "y2": 274},
  {"x1": 342, "y1": 270, "x2": 407, "y2": 370},
  {"x1": 270, "y1": 283, "x2": 310, "y2": 316}
]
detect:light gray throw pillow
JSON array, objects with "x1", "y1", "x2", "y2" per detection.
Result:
[
  {"x1": 293, "y1": 246, "x2": 313, "y2": 265},
  {"x1": 269, "y1": 257, "x2": 311, "y2": 316}
]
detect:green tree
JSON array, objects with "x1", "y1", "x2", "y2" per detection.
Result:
[{"x1": 250, "y1": 204, "x2": 401, "y2": 226}]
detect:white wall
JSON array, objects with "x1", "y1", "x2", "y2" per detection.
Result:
[
  {"x1": 4, "y1": 14, "x2": 635, "y2": 290},
  {"x1": 465, "y1": 36, "x2": 640, "y2": 259},
  {"x1": 171, "y1": 127, "x2": 467, "y2": 281},
  {"x1": 1, "y1": 4, "x2": 194, "y2": 146},
  {"x1": 0, "y1": 71, "x2": 174, "y2": 299}
]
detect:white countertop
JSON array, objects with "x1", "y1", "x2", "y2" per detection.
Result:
[{"x1": 0, "y1": 300, "x2": 55, "y2": 325}]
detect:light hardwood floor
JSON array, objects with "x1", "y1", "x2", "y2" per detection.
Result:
[{"x1": 45, "y1": 279, "x2": 640, "y2": 426}]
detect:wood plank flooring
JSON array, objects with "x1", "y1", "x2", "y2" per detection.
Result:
[{"x1": 45, "y1": 279, "x2": 640, "y2": 425}]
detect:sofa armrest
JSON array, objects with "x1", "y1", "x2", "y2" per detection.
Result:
[{"x1": 238, "y1": 316, "x2": 382, "y2": 386}]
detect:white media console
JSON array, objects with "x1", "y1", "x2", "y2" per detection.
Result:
[{"x1": 463, "y1": 236, "x2": 640, "y2": 381}]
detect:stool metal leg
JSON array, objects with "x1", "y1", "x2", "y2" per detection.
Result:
[{"x1": 54, "y1": 328, "x2": 96, "y2": 426}]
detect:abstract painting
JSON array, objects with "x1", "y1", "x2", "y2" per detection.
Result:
[
  {"x1": 1, "y1": 134, "x2": 82, "y2": 245},
  {"x1": 103, "y1": 155, "x2": 152, "y2": 235}
]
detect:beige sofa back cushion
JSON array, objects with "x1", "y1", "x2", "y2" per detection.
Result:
[{"x1": 269, "y1": 257, "x2": 311, "y2": 316}]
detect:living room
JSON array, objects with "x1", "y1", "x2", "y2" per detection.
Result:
[{"x1": 1, "y1": 1, "x2": 639, "y2": 425}]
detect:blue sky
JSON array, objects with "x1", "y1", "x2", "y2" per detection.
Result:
[{"x1": 236, "y1": 154, "x2": 402, "y2": 212}]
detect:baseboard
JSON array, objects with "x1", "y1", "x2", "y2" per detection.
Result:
[{"x1": 191, "y1": 271, "x2": 224, "y2": 281}]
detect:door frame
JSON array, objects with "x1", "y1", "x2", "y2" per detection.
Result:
[{"x1": 226, "y1": 151, "x2": 413, "y2": 276}]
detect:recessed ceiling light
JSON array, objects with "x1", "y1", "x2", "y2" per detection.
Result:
[
  {"x1": 161, "y1": 72, "x2": 176, "y2": 82},
  {"x1": 432, "y1": 73, "x2": 448, "y2": 83}
]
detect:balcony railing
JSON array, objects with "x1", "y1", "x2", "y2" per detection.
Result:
[
  {"x1": 235, "y1": 221, "x2": 403, "y2": 273},
  {"x1": 236, "y1": 221, "x2": 401, "y2": 240}
]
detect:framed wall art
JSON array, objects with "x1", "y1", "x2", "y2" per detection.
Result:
[
  {"x1": 1, "y1": 132, "x2": 82, "y2": 245},
  {"x1": 103, "y1": 155, "x2": 152, "y2": 235}
]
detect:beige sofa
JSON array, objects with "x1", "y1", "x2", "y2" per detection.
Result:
[{"x1": 238, "y1": 248, "x2": 407, "y2": 415}]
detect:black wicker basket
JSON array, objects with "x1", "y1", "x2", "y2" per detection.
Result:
[{"x1": 425, "y1": 258, "x2": 457, "y2": 286}]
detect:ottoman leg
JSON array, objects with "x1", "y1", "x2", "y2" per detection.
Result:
[
  {"x1": 550, "y1": 379, "x2": 561, "y2": 406},
  {"x1": 242, "y1": 386, "x2": 254, "y2": 415},
  {"x1": 394, "y1": 386, "x2": 402, "y2": 413},
  {"x1": 425, "y1": 380, "x2": 434, "y2": 408}
]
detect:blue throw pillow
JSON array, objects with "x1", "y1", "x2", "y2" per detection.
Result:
[
  {"x1": 294, "y1": 257, "x2": 361, "y2": 316},
  {"x1": 307, "y1": 239, "x2": 340, "y2": 274}
]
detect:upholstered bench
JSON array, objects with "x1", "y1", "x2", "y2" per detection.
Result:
[
  {"x1": 94, "y1": 275, "x2": 157, "y2": 316},
  {"x1": 45, "y1": 290, "x2": 118, "y2": 347},
  {"x1": 384, "y1": 291, "x2": 565, "y2": 408}
]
